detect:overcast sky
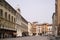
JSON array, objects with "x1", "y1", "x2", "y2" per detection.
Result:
[{"x1": 6, "y1": 0, "x2": 55, "y2": 24}]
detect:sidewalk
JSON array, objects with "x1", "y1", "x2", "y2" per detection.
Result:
[
  {"x1": 48, "y1": 35, "x2": 56, "y2": 40},
  {"x1": 55, "y1": 36, "x2": 60, "y2": 40},
  {"x1": 49, "y1": 35, "x2": 60, "y2": 40}
]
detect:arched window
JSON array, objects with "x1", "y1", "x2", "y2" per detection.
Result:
[
  {"x1": 0, "y1": 9, "x2": 3, "y2": 17},
  {"x1": 5, "y1": 12, "x2": 7, "y2": 19},
  {"x1": 8, "y1": 14, "x2": 10, "y2": 21},
  {"x1": 14, "y1": 18, "x2": 15, "y2": 22},
  {"x1": 11, "y1": 16, "x2": 13, "y2": 22}
]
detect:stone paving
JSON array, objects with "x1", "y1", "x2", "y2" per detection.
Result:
[{"x1": 0, "y1": 36, "x2": 50, "y2": 40}]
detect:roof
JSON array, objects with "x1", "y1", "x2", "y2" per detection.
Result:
[
  {"x1": 36, "y1": 23, "x2": 52, "y2": 26},
  {"x1": 21, "y1": 15, "x2": 28, "y2": 24},
  {"x1": 3, "y1": 0, "x2": 17, "y2": 13}
]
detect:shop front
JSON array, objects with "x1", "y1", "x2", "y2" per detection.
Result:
[{"x1": 0, "y1": 29, "x2": 17, "y2": 38}]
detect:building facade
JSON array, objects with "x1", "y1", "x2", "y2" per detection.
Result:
[
  {"x1": 16, "y1": 13, "x2": 28, "y2": 37},
  {"x1": 16, "y1": 9, "x2": 22, "y2": 36},
  {"x1": 21, "y1": 16, "x2": 28, "y2": 36},
  {"x1": 28, "y1": 22, "x2": 52, "y2": 36},
  {"x1": 52, "y1": 13, "x2": 57, "y2": 36},
  {"x1": 0, "y1": 0, "x2": 17, "y2": 38},
  {"x1": 36, "y1": 23, "x2": 48, "y2": 35},
  {"x1": 36, "y1": 24, "x2": 43, "y2": 35},
  {"x1": 34, "y1": 23, "x2": 52, "y2": 36},
  {"x1": 47, "y1": 24, "x2": 52, "y2": 35},
  {"x1": 28, "y1": 22, "x2": 33, "y2": 36},
  {"x1": 32, "y1": 22, "x2": 38, "y2": 36},
  {"x1": 54, "y1": 0, "x2": 60, "y2": 36}
]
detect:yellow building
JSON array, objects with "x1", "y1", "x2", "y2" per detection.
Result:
[
  {"x1": 36, "y1": 24, "x2": 43, "y2": 35},
  {"x1": 32, "y1": 22, "x2": 38, "y2": 36},
  {"x1": 0, "y1": 0, "x2": 17, "y2": 38}
]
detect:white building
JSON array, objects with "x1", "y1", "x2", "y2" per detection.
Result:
[
  {"x1": 16, "y1": 8, "x2": 28, "y2": 37},
  {"x1": 47, "y1": 25, "x2": 53, "y2": 35},
  {"x1": 36, "y1": 24, "x2": 43, "y2": 36},
  {"x1": 28, "y1": 22, "x2": 33, "y2": 36}
]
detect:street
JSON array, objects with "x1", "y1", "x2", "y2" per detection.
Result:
[{"x1": 0, "y1": 36, "x2": 50, "y2": 40}]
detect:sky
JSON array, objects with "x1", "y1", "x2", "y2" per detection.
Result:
[{"x1": 6, "y1": 0, "x2": 55, "y2": 24}]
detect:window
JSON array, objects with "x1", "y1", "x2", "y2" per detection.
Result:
[
  {"x1": 0, "y1": 0, "x2": 2, "y2": 2},
  {"x1": 0, "y1": 9, "x2": 3, "y2": 17},
  {"x1": 8, "y1": 14, "x2": 10, "y2": 21},
  {"x1": 14, "y1": 18, "x2": 15, "y2": 22},
  {"x1": 5, "y1": 12, "x2": 7, "y2": 19},
  {"x1": 0, "y1": 0, "x2": 2, "y2": 6},
  {"x1": 49, "y1": 28, "x2": 50, "y2": 31},
  {"x1": 0, "y1": 24, "x2": 1, "y2": 27},
  {"x1": 12, "y1": 16, "x2": 13, "y2": 22}
]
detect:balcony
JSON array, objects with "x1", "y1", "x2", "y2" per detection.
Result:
[{"x1": 0, "y1": 25, "x2": 16, "y2": 31}]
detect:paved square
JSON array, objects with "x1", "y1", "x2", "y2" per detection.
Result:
[{"x1": 0, "y1": 36, "x2": 50, "y2": 40}]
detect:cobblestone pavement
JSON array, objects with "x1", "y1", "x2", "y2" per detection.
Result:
[
  {"x1": 49, "y1": 36, "x2": 60, "y2": 40},
  {"x1": 0, "y1": 36, "x2": 50, "y2": 40}
]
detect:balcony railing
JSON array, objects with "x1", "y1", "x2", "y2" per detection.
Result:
[{"x1": 0, "y1": 25, "x2": 16, "y2": 31}]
